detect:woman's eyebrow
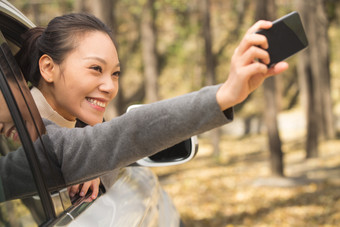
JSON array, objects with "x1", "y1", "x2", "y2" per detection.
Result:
[
  {"x1": 83, "y1": 57, "x2": 120, "y2": 68},
  {"x1": 83, "y1": 56, "x2": 107, "y2": 64}
]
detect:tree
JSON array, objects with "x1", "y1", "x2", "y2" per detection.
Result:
[
  {"x1": 31, "y1": 2, "x2": 41, "y2": 25},
  {"x1": 198, "y1": 0, "x2": 222, "y2": 157},
  {"x1": 141, "y1": 0, "x2": 159, "y2": 103},
  {"x1": 296, "y1": 0, "x2": 335, "y2": 158},
  {"x1": 255, "y1": 0, "x2": 284, "y2": 176}
]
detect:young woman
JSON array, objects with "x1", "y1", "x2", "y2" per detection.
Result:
[
  {"x1": 14, "y1": 13, "x2": 288, "y2": 201},
  {"x1": 15, "y1": 13, "x2": 120, "y2": 201}
]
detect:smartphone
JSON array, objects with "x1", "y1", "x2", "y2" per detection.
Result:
[{"x1": 256, "y1": 11, "x2": 308, "y2": 67}]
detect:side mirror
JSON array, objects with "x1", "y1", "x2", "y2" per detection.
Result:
[{"x1": 127, "y1": 105, "x2": 199, "y2": 167}]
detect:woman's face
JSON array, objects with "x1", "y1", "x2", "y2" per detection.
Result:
[
  {"x1": 0, "y1": 92, "x2": 19, "y2": 141},
  {"x1": 45, "y1": 31, "x2": 120, "y2": 126}
]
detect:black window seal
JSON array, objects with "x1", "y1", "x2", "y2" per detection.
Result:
[{"x1": 0, "y1": 37, "x2": 56, "y2": 221}]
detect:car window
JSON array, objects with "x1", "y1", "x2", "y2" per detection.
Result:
[
  {"x1": 0, "y1": 88, "x2": 48, "y2": 225},
  {"x1": 0, "y1": 28, "x2": 76, "y2": 225}
]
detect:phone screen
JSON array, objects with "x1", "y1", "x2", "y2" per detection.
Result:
[{"x1": 256, "y1": 11, "x2": 308, "y2": 67}]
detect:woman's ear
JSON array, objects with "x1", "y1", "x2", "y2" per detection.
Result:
[{"x1": 39, "y1": 54, "x2": 57, "y2": 83}]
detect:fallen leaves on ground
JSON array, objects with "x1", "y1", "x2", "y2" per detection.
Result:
[{"x1": 153, "y1": 134, "x2": 340, "y2": 227}]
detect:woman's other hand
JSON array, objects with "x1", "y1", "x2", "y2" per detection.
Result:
[
  {"x1": 216, "y1": 20, "x2": 289, "y2": 111},
  {"x1": 68, "y1": 178, "x2": 100, "y2": 202}
]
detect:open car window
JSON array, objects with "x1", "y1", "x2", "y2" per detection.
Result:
[
  {"x1": 0, "y1": 88, "x2": 47, "y2": 225},
  {"x1": 0, "y1": 27, "x2": 58, "y2": 225},
  {"x1": 0, "y1": 28, "x2": 76, "y2": 225}
]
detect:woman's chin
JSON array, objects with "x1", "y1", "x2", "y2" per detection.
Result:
[{"x1": 78, "y1": 115, "x2": 104, "y2": 126}]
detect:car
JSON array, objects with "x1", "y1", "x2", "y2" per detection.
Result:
[{"x1": 0, "y1": 0, "x2": 198, "y2": 226}]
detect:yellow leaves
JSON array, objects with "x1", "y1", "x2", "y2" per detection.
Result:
[{"x1": 153, "y1": 135, "x2": 340, "y2": 227}]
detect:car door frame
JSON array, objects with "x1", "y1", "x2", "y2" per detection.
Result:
[{"x1": 0, "y1": 33, "x2": 58, "y2": 225}]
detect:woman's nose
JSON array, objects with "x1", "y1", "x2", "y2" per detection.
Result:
[{"x1": 98, "y1": 74, "x2": 117, "y2": 94}]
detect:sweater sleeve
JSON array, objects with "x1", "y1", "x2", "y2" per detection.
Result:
[{"x1": 43, "y1": 85, "x2": 233, "y2": 185}]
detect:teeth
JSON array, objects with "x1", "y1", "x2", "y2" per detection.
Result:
[
  {"x1": 87, "y1": 98, "x2": 106, "y2": 108},
  {"x1": 9, "y1": 128, "x2": 17, "y2": 140}
]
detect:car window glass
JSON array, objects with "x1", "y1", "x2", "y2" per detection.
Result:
[{"x1": 0, "y1": 89, "x2": 47, "y2": 226}]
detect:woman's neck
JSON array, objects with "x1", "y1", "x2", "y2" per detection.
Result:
[{"x1": 31, "y1": 87, "x2": 76, "y2": 128}]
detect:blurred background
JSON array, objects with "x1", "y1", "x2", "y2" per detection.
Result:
[{"x1": 9, "y1": 0, "x2": 340, "y2": 226}]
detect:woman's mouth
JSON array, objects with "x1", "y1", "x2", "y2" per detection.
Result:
[
  {"x1": 86, "y1": 98, "x2": 107, "y2": 110},
  {"x1": 6, "y1": 126, "x2": 19, "y2": 141}
]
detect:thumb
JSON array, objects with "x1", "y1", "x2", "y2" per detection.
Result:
[{"x1": 267, "y1": 62, "x2": 289, "y2": 76}]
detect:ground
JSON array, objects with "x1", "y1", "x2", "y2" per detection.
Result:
[{"x1": 153, "y1": 133, "x2": 340, "y2": 227}]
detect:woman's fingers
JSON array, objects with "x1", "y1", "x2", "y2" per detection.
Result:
[
  {"x1": 242, "y1": 46, "x2": 270, "y2": 66},
  {"x1": 67, "y1": 178, "x2": 101, "y2": 202},
  {"x1": 267, "y1": 62, "x2": 289, "y2": 76},
  {"x1": 234, "y1": 20, "x2": 273, "y2": 66},
  {"x1": 246, "y1": 20, "x2": 272, "y2": 35},
  {"x1": 89, "y1": 179, "x2": 100, "y2": 200},
  {"x1": 236, "y1": 20, "x2": 272, "y2": 55},
  {"x1": 79, "y1": 182, "x2": 91, "y2": 197},
  {"x1": 244, "y1": 61, "x2": 289, "y2": 93},
  {"x1": 68, "y1": 184, "x2": 80, "y2": 198},
  {"x1": 80, "y1": 178, "x2": 100, "y2": 202},
  {"x1": 236, "y1": 33, "x2": 268, "y2": 56}
]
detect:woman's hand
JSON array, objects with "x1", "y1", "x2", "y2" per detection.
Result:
[
  {"x1": 216, "y1": 20, "x2": 289, "y2": 111},
  {"x1": 68, "y1": 178, "x2": 100, "y2": 202}
]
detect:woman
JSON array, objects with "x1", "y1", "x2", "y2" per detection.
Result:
[
  {"x1": 15, "y1": 13, "x2": 288, "y2": 200},
  {"x1": 15, "y1": 13, "x2": 120, "y2": 201}
]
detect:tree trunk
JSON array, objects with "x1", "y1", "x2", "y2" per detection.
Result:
[
  {"x1": 141, "y1": 0, "x2": 159, "y2": 103},
  {"x1": 264, "y1": 78, "x2": 284, "y2": 176},
  {"x1": 201, "y1": 0, "x2": 215, "y2": 86},
  {"x1": 296, "y1": 0, "x2": 334, "y2": 158},
  {"x1": 255, "y1": 0, "x2": 284, "y2": 176},
  {"x1": 31, "y1": 3, "x2": 41, "y2": 25},
  {"x1": 300, "y1": 58, "x2": 319, "y2": 158},
  {"x1": 90, "y1": 0, "x2": 115, "y2": 29},
  {"x1": 200, "y1": 0, "x2": 221, "y2": 157}
]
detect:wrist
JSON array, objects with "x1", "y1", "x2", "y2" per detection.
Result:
[{"x1": 216, "y1": 84, "x2": 237, "y2": 111}]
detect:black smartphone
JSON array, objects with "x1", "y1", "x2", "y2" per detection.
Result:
[{"x1": 256, "y1": 11, "x2": 308, "y2": 67}]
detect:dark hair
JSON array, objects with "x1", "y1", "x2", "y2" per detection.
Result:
[{"x1": 15, "y1": 13, "x2": 116, "y2": 87}]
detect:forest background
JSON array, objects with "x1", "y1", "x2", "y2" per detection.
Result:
[{"x1": 9, "y1": 0, "x2": 340, "y2": 226}]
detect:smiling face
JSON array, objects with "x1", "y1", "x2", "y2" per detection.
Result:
[
  {"x1": 0, "y1": 92, "x2": 19, "y2": 141},
  {"x1": 40, "y1": 31, "x2": 120, "y2": 126}
]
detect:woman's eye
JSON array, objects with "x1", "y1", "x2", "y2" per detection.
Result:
[
  {"x1": 112, "y1": 71, "x2": 120, "y2": 77},
  {"x1": 91, "y1": 66, "x2": 102, "y2": 73}
]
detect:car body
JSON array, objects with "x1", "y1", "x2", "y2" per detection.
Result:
[{"x1": 0, "y1": 0, "x2": 198, "y2": 226}]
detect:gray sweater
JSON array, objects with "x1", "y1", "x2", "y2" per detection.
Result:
[
  {"x1": 45, "y1": 85, "x2": 233, "y2": 184},
  {"x1": 0, "y1": 85, "x2": 233, "y2": 200}
]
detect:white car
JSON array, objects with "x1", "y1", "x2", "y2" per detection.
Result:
[{"x1": 0, "y1": 1, "x2": 198, "y2": 226}]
